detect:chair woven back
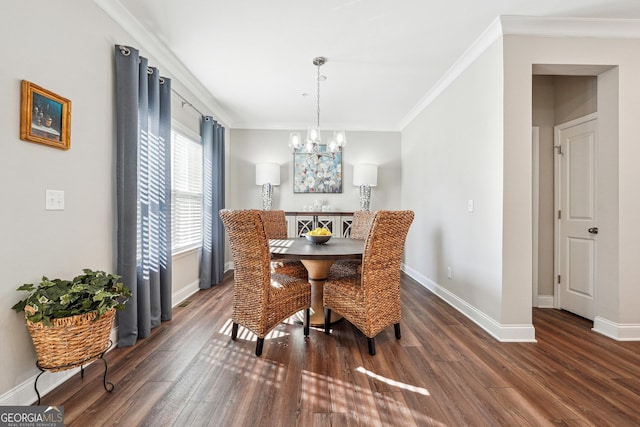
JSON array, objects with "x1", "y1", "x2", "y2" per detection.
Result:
[
  {"x1": 258, "y1": 210, "x2": 288, "y2": 239},
  {"x1": 350, "y1": 210, "x2": 376, "y2": 240},
  {"x1": 360, "y1": 210, "x2": 415, "y2": 305},
  {"x1": 257, "y1": 210, "x2": 308, "y2": 279},
  {"x1": 219, "y1": 209, "x2": 271, "y2": 332}
]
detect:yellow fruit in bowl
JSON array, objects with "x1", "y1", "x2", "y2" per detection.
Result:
[{"x1": 308, "y1": 227, "x2": 331, "y2": 236}]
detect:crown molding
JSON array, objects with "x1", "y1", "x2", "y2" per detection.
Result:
[
  {"x1": 230, "y1": 121, "x2": 399, "y2": 132},
  {"x1": 500, "y1": 15, "x2": 640, "y2": 38},
  {"x1": 94, "y1": 0, "x2": 233, "y2": 127},
  {"x1": 399, "y1": 15, "x2": 640, "y2": 131},
  {"x1": 398, "y1": 16, "x2": 503, "y2": 130}
]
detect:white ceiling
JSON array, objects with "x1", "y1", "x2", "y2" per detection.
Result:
[{"x1": 109, "y1": 0, "x2": 640, "y2": 131}]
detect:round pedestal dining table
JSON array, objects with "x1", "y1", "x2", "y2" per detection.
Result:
[{"x1": 269, "y1": 237, "x2": 365, "y2": 326}]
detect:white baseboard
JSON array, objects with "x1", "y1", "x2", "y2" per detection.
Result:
[
  {"x1": 401, "y1": 263, "x2": 536, "y2": 342},
  {"x1": 533, "y1": 299, "x2": 640, "y2": 341},
  {"x1": 0, "y1": 366, "x2": 80, "y2": 406},
  {"x1": 593, "y1": 316, "x2": 640, "y2": 341},
  {"x1": 172, "y1": 280, "x2": 201, "y2": 307},
  {"x1": 536, "y1": 295, "x2": 555, "y2": 308}
]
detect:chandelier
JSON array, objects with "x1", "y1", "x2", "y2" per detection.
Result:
[{"x1": 288, "y1": 57, "x2": 346, "y2": 157}]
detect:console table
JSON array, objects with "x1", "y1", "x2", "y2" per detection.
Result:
[{"x1": 284, "y1": 211, "x2": 355, "y2": 238}]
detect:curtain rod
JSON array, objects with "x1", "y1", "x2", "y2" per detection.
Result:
[{"x1": 171, "y1": 88, "x2": 206, "y2": 118}]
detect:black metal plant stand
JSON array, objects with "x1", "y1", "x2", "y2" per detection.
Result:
[{"x1": 33, "y1": 341, "x2": 115, "y2": 405}]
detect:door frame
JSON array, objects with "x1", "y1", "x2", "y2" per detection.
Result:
[
  {"x1": 553, "y1": 112, "x2": 598, "y2": 311},
  {"x1": 532, "y1": 127, "x2": 539, "y2": 307}
]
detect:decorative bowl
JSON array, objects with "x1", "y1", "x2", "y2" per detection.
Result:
[{"x1": 304, "y1": 234, "x2": 331, "y2": 244}]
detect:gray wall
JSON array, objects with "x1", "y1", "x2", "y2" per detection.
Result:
[
  {"x1": 228, "y1": 129, "x2": 401, "y2": 213},
  {"x1": 0, "y1": 0, "x2": 126, "y2": 400},
  {"x1": 401, "y1": 39, "x2": 508, "y2": 328},
  {"x1": 0, "y1": 0, "x2": 208, "y2": 402}
]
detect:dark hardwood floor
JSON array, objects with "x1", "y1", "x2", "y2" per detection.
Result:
[{"x1": 40, "y1": 272, "x2": 640, "y2": 426}]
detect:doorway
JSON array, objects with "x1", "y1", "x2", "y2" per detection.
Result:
[{"x1": 532, "y1": 66, "x2": 617, "y2": 322}]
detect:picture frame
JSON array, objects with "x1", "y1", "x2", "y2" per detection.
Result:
[
  {"x1": 20, "y1": 80, "x2": 71, "y2": 150},
  {"x1": 293, "y1": 146, "x2": 343, "y2": 193}
]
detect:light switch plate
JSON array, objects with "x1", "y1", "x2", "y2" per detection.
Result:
[
  {"x1": 467, "y1": 199, "x2": 474, "y2": 213},
  {"x1": 46, "y1": 190, "x2": 65, "y2": 210}
]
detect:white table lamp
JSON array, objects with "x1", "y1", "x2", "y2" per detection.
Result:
[
  {"x1": 256, "y1": 162, "x2": 280, "y2": 210},
  {"x1": 353, "y1": 164, "x2": 378, "y2": 211}
]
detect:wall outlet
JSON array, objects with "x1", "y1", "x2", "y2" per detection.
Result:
[
  {"x1": 447, "y1": 266, "x2": 453, "y2": 279},
  {"x1": 467, "y1": 199, "x2": 474, "y2": 213}
]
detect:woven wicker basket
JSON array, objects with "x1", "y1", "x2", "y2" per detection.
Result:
[{"x1": 25, "y1": 307, "x2": 115, "y2": 372}]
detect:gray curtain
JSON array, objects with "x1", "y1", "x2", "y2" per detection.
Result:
[
  {"x1": 199, "y1": 116, "x2": 226, "y2": 288},
  {"x1": 115, "y1": 45, "x2": 172, "y2": 347}
]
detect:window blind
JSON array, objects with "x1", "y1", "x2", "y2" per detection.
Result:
[{"x1": 171, "y1": 129, "x2": 203, "y2": 253}]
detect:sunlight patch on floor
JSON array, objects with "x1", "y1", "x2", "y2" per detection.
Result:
[
  {"x1": 301, "y1": 368, "x2": 439, "y2": 425},
  {"x1": 218, "y1": 318, "x2": 293, "y2": 342},
  {"x1": 356, "y1": 366, "x2": 430, "y2": 396}
]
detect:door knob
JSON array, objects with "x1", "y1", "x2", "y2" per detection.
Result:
[{"x1": 588, "y1": 227, "x2": 598, "y2": 234}]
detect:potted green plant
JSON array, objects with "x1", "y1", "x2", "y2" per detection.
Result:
[
  {"x1": 12, "y1": 269, "x2": 131, "y2": 372},
  {"x1": 12, "y1": 268, "x2": 131, "y2": 326}
]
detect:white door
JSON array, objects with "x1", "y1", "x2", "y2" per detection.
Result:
[{"x1": 554, "y1": 114, "x2": 597, "y2": 319}]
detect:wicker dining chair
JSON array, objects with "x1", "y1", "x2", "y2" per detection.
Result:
[
  {"x1": 323, "y1": 210, "x2": 414, "y2": 355},
  {"x1": 329, "y1": 210, "x2": 376, "y2": 278},
  {"x1": 258, "y1": 210, "x2": 308, "y2": 280},
  {"x1": 219, "y1": 209, "x2": 311, "y2": 356},
  {"x1": 350, "y1": 210, "x2": 377, "y2": 240}
]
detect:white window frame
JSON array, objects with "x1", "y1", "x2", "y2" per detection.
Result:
[{"x1": 171, "y1": 121, "x2": 203, "y2": 255}]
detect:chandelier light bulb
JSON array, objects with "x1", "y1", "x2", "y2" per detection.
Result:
[
  {"x1": 305, "y1": 139, "x2": 315, "y2": 152},
  {"x1": 327, "y1": 138, "x2": 338, "y2": 152},
  {"x1": 289, "y1": 132, "x2": 302, "y2": 149},
  {"x1": 307, "y1": 126, "x2": 320, "y2": 144}
]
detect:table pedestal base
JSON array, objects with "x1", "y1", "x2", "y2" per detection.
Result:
[{"x1": 297, "y1": 259, "x2": 342, "y2": 326}]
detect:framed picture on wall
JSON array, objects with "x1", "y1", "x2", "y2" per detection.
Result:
[
  {"x1": 20, "y1": 80, "x2": 71, "y2": 150},
  {"x1": 293, "y1": 146, "x2": 343, "y2": 193}
]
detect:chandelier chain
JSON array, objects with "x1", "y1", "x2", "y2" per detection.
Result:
[{"x1": 316, "y1": 60, "x2": 321, "y2": 128}]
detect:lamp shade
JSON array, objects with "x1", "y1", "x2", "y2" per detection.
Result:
[
  {"x1": 353, "y1": 164, "x2": 378, "y2": 187},
  {"x1": 255, "y1": 162, "x2": 280, "y2": 186}
]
